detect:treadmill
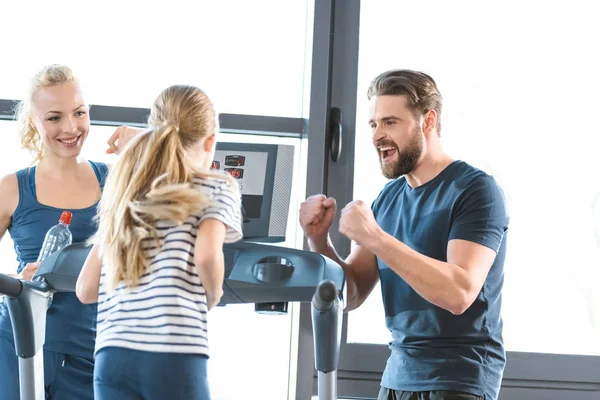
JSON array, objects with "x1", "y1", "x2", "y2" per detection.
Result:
[{"x1": 0, "y1": 142, "x2": 346, "y2": 400}]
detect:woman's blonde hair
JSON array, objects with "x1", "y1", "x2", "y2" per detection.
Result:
[
  {"x1": 14, "y1": 64, "x2": 79, "y2": 163},
  {"x1": 94, "y1": 84, "x2": 236, "y2": 290}
]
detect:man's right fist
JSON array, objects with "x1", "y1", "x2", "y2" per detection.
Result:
[{"x1": 299, "y1": 194, "x2": 337, "y2": 241}]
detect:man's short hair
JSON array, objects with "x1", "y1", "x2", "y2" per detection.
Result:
[{"x1": 367, "y1": 69, "x2": 443, "y2": 135}]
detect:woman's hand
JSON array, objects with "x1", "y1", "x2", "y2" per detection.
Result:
[
  {"x1": 18, "y1": 262, "x2": 41, "y2": 281},
  {"x1": 107, "y1": 126, "x2": 144, "y2": 155}
]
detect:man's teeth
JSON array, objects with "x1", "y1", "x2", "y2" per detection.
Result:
[{"x1": 379, "y1": 146, "x2": 395, "y2": 157}]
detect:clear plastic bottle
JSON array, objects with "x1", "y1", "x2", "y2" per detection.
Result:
[{"x1": 37, "y1": 211, "x2": 73, "y2": 262}]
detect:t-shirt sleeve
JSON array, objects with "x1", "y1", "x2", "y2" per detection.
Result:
[
  {"x1": 371, "y1": 191, "x2": 382, "y2": 215},
  {"x1": 371, "y1": 180, "x2": 394, "y2": 216},
  {"x1": 200, "y1": 180, "x2": 244, "y2": 243},
  {"x1": 448, "y1": 174, "x2": 509, "y2": 253}
]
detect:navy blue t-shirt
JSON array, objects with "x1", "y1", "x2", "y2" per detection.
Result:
[{"x1": 372, "y1": 160, "x2": 509, "y2": 400}]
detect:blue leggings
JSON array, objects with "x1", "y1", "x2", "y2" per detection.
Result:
[
  {"x1": 94, "y1": 347, "x2": 211, "y2": 400},
  {"x1": 0, "y1": 336, "x2": 94, "y2": 400}
]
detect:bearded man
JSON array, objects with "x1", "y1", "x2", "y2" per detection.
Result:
[{"x1": 299, "y1": 69, "x2": 510, "y2": 400}]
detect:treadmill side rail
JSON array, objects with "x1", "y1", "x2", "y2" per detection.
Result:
[
  {"x1": 312, "y1": 280, "x2": 344, "y2": 400},
  {"x1": 6, "y1": 280, "x2": 51, "y2": 358}
]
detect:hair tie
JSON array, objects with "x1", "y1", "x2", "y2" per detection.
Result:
[{"x1": 169, "y1": 122, "x2": 180, "y2": 133}]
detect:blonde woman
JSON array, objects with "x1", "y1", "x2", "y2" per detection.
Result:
[
  {"x1": 0, "y1": 64, "x2": 109, "y2": 399},
  {"x1": 77, "y1": 84, "x2": 243, "y2": 400}
]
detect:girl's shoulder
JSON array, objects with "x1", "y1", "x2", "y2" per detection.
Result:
[{"x1": 193, "y1": 172, "x2": 238, "y2": 192}]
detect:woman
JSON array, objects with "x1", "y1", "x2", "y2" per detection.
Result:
[{"x1": 0, "y1": 64, "x2": 137, "y2": 400}]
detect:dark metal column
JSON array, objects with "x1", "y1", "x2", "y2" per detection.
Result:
[{"x1": 297, "y1": 1, "x2": 361, "y2": 399}]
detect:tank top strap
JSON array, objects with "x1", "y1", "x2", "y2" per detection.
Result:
[
  {"x1": 89, "y1": 161, "x2": 108, "y2": 190},
  {"x1": 14, "y1": 167, "x2": 37, "y2": 209},
  {"x1": 29, "y1": 166, "x2": 37, "y2": 198}
]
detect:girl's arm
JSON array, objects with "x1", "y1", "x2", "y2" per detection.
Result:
[
  {"x1": 76, "y1": 245, "x2": 103, "y2": 304},
  {"x1": 194, "y1": 219, "x2": 227, "y2": 310}
]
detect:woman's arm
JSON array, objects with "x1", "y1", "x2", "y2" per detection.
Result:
[
  {"x1": 0, "y1": 174, "x2": 20, "y2": 278},
  {"x1": 0, "y1": 173, "x2": 18, "y2": 243},
  {"x1": 76, "y1": 245, "x2": 103, "y2": 304}
]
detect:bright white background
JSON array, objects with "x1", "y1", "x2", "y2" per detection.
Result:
[
  {"x1": 0, "y1": 0, "x2": 313, "y2": 118},
  {"x1": 348, "y1": 0, "x2": 600, "y2": 356}
]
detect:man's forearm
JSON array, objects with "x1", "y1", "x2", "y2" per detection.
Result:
[
  {"x1": 307, "y1": 236, "x2": 361, "y2": 311},
  {"x1": 307, "y1": 236, "x2": 344, "y2": 265},
  {"x1": 367, "y1": 231, "x2": 472, "y2": 315}
]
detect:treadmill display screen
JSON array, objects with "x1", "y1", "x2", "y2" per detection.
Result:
[
  {"x1": 225, "y1": 155, "x2": 246, "y2": 167},
  {"x1": 224, "y1": 168, "x2": 244, "y2": 180},
  {"x1": 211, "y1": 150, "x2": 269, "y2": 220}
]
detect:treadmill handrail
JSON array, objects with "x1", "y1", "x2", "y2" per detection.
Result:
[{"x1": 0, "y1": 274, "x2": 23, "y2": 297}]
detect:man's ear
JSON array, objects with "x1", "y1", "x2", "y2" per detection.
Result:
[{"x1": 422, "y1": 110, "x2": 437, "y2": 135}]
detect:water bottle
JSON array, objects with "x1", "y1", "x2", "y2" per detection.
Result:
[{"x1": 37, "y1": 211, "x2": 73, "y2": 262}]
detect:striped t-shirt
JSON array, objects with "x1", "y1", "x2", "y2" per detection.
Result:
[{"x1": 95, "y1": 175, "x2": 243, "y2": 357}]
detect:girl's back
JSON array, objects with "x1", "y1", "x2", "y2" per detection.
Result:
[{"x1": 95, "y1": 174, "x2": 242, "y2": 357}]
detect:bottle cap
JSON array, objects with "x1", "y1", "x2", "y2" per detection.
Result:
[{"x1": 59, "y1": 211, "x2": 73, "y2": 225}]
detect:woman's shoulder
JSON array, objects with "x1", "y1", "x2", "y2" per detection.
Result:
[
  {"x1": 0, "y1": 172, "x2": 20, "y2": 217},
  {"x1": 87, "y1": 160, "x2": 110, "y2": 187},
  {"x1": 0, "y1": 172, "x2": 20, "y2": 195},
  {"x1": 88, "y1": 160, "x2": 109, "y2": 172}
]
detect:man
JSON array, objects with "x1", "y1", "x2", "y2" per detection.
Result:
[{"x1": 299, "y1": 69, "x2": 509, "y2": 400}]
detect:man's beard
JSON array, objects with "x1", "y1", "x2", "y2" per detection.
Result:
[{"x1": 378, "y1": 129, "x2": 424, "y2": 179}]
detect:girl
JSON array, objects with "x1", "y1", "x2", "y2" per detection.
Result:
[{"x1": 76, "y1": 84, "x2": 243, "y2": 400}]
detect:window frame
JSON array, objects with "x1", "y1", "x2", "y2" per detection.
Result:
[{"x1": 0, "y1": 100, "x2": 306, "y2": 138}]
